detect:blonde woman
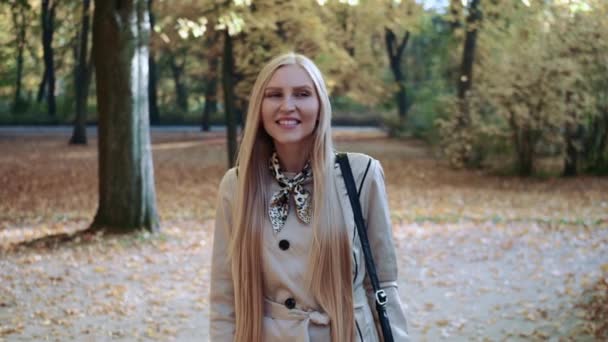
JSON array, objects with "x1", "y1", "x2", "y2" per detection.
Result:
[{"x1": 210, "y1": 52, "x2": 409, "y2": 341}]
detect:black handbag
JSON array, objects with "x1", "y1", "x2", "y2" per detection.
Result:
[{"x1": 336, "y1": 153, "x2": 394, "y2": 342}]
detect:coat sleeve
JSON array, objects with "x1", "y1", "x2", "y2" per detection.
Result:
[
  {"x1": 209, "y1": 169, "x2": 237, "y2": 341},
  {"x1": 362, "y1": 159, "x2": 410, "y2": 341}
]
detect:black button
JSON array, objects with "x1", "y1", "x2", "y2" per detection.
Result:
[
  {"x1": 279, "y1": 239, "x2": 290, "y2": 251},
  {"x1": 284, "y1": 298, "x2": 296, "y2": 309}
]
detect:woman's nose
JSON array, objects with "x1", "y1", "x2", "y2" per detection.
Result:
[{"x1": 279, "y1": 96, "x2": 296, "y2": 112}]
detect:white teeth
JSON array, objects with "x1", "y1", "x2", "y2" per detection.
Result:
[{"x1": 278, "y1": 120, "x2": 299, "y2": 126}]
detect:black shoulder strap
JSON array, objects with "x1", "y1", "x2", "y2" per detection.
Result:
[{"x1": 336, "y1": 153, "x2": 394, "y2": 342}]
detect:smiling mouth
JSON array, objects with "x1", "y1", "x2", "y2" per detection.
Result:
[{"x1": 276, "y1": 119, "x2": 301, "y2": 127}]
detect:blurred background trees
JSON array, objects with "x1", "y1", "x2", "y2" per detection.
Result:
[
  {"x1": 0, "y1": 0, "x2": 606, "y2": 176},
  {"x1": 437, "y1": 0, "x2": 608, "y2": 176}
]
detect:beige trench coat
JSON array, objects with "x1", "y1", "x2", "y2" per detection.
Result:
[{"x1": 210, "y1": 153, "x2": 409, "y2": 341}]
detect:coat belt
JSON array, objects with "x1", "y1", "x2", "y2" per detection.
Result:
[
  {"x1": 263, "y1": 286, "x2": 370, "y2": 325},
  {"x1": 264, "y1": 298, "x2": 330, "y2": 325}
]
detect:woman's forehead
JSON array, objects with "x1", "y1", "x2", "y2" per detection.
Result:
[{"x1": 266, "y1": 64, "x2": 315, "y2": 89}]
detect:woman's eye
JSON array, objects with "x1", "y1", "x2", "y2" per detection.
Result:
[
  {"x1": 296, "y1": 92, "x2": 310, "y2": 97},
  {"x1": 266, "y1": 93, "x2": 281, "y2": 98}
]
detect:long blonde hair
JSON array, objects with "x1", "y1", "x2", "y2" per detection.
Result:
[{"x1": 229, "y1": 52, "x2": 354, "y2": 341}]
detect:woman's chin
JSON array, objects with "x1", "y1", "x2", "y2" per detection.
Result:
[{"x1": 272, "y1": 134, "x2": 314, "y2": 149}]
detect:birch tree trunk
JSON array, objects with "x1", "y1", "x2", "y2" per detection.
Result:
[
  {"x1": 91, "y1": 0, "x2": 159, "y2": 232},
  {"x1": 70, "y1": 0, "x2": 92, "y2": 145}
]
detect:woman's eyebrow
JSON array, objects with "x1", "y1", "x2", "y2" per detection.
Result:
[{"x1": 265, "y1": 85, "x2": 313, "y2": 91}]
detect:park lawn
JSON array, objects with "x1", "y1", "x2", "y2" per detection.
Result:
[{"x1": 0, "y1": 130, "x2": 607, "y2": 340}]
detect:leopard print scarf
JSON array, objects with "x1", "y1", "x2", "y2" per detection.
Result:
[{"x1": 268, "y1": 152, "x2": 313, "y2": 234}]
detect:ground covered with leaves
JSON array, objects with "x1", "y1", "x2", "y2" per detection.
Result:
[{"x1": 1, "y1": 129, "x2": 607, "y2": 341}]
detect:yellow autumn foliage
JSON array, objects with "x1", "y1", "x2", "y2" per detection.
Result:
[{"x1": 437, "y1": 0, "x2": 608, "y2": 175}]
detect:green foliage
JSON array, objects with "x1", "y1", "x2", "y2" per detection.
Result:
[{"x1": 382, "y1": 13, "x2": 453, "y2": 141}]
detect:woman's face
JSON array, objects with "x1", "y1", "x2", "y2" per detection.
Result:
[{"x1": 261, "y1": 64, "x2": 320, "y2": 151}]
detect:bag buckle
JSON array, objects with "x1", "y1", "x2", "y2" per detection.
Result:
[{"x1": 375, "y1": 289, "x2": 387, "y2": 306}]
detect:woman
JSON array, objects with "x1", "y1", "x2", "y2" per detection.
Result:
[{"x1": 210, "y1": 52, "x2": 409, "y2": 341}]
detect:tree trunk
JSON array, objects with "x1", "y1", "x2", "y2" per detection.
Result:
[
  {"x1": 457, "y1": 0, "x2": 481, "y2": 101},
  {"x1": 91, "y1": 0, "x2": 159, "y2": 232},
  {"x1": 169, "y1": 54, "x2": 188, "y2": 114},
  {"x1": 148, "y1": 0, "x2": 159, "y2": 125},
  {"x1": 516, "y1": 127, "x2": 534, "y2": 177},
  {"x1": 384, "y1": 28, "x2": 410, "y2": 124},
  {"x1": 597, "y1": 108, "x2": 608, "y2": 167},
  {"x1": 40, "y1": 0, "x2": 57, "y2": 118},
  {"x1": 455, "y1": 0, "x2": 481, "y2": 135},
  {"x1": 338, "y1": 7, "x2": 354, "y2": 57},
  {"x1": 509, "y1": 112, "x2": 533, "y2": 177},
  {"x1": 562, "y1": 92, "x2": 582, "y2": 177},
  {"x1": 585, "y1": 105, "x2": 608, "y2": 172},
  {"x1": 37, "y1": 68, "x2": 47, "y2": 103},
  {"x1": 70, "y1": 0, "x2": 92, "y2": 145},
  {"x1": 223, "y1": 30, "x2": 237, "y2": 168},
  {"x1": 563, "y1": 122, "x2": 583, "y2": 177},
  {"x1": 202, "y1": 54, "x2": 218, "y2": 132},
  {"x1": 11, "y1": 3, "x2": 27, "y2": 114}
]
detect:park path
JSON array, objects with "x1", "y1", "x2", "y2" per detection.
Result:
[
  {"x1": 397, "y1": 221, "x2": 607, "y2": 341},
  {"x1": 1, "y1": 218, "x2": 606, "y2": 341}
]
